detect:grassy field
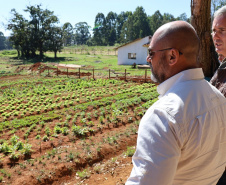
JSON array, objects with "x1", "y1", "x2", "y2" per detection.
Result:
[{"x1": 0, "y1": 46, "x2": 151, "y2": 78}]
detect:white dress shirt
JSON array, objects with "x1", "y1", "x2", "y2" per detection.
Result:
[{"x1": 126, "y1": 68, "x2": 226, "y2": 185}]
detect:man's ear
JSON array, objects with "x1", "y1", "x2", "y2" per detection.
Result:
[{"x1": 169, "y1": 49, "x2": 179, "y2": 65}]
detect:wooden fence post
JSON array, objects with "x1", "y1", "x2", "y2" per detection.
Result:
[
  {"x1": 109, "y1": 69, "x2": 110, "y2": 79},
  {"x1": 93, "y1": 68, "x2": 95, "y2": 80},
  {"x1": 125, "y1": 69, "x2": 126, "y2": 81},
  {"x1": 79, "y1": 68, "x2": 80, "y2": 79}
]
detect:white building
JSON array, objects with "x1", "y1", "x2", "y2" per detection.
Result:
[{"x1": 115, "y1": 35, "x2": 151, "y2": 65}]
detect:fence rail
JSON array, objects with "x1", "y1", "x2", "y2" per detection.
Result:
[
  {"x1": 23, "y1": 62, "x2": 154, "y2": 83},
  {"x1": 60, "y1": 48, "x2": 118, "y2": 56}
]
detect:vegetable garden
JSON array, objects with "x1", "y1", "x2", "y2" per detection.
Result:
[{"x1": 0, "y1": 75, "x2": 158, "y2": 184}]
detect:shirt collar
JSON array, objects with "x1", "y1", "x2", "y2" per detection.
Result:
[
  {"x1": 157, "y1": 68, "x2": 204, "y2": 97},
  {"x1": 219, "y1": 59, "x2": 226, "y2": 69}
]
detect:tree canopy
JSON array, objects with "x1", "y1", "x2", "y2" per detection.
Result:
[
  {"x1": 7, "y1": 5, "x2": 63, "y2": 58},
  {"x1": 4, "y1": 4, "x2": 190, "y2": 55}
]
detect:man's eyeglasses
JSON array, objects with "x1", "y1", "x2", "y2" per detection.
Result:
[{"x1": 148, "y1": 48, "x2": 183, "y2": 59}]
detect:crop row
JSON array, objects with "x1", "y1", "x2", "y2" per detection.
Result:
[
  {"x1": 0, "y1": 79, "x2": 157, "y2": 121},
  {"x1": 0, "y1": 88, "x2": 158, "y2": 132}
]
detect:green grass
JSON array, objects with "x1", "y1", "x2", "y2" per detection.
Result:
[{"x1": 0, "y1": 46, "x2": 151, "y2": 77}]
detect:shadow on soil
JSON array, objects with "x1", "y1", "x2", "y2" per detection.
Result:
[{"x1": 9, "y1": 56, "x2": 71, "y2": 65}]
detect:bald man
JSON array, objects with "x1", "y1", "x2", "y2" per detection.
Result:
[{"x1": 125, "y1": 21, "x2": 226, "y2": 185}]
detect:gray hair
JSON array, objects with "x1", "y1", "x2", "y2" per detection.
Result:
[{"x1": 214, "y1": 5, "x2": 226, "y2": 19}]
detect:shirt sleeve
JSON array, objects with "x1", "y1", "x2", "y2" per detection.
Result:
[{"x1": 126, "y1": 107, "x2": 182, "y2": 185}]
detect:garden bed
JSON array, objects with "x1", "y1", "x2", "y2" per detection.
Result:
[{"x1": 0, "y1": 75, "x2": 158, "y2": 184}]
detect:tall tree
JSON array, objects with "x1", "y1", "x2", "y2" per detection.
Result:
[
  {"x1": 149, "y1": 10, "x2": 163, "y2": 34},
  {"x1": 7, "y1": 5, "x2": 62, "y2": 58},
  {"x1": 116, "y1": 11, "x2": 132, "y2": 43},
  {"x1": 93, "y1": 13, "x2": 106, "y2": 45},
  {"x1": 120, "y1": 14, "x2": 136, "y2": 43},
  {"x1": 74, "y1": 22, "x2": 91, "y2": 45},
  {"x1": 4, "y1": 37, "x2": 12, "y2": 50},
  {"x1": 133, "y1": 6, "x2": 151, "y2": 38},
  {"x1": 62, "y1": 22, "x2": 74, "y2": 46},
  {"x1": 25, "y1": 4, "x2": 59, "y2": 57},
  {"x1": 211, "y1": 0, "x2": 226, "y2": 16},
  {"x1": 47, "y1": 26, "x2": 64, "y2": 58},
  {"x1": 191, "y1": 0, "x2": 218, "y2": 77},
  {"x1": 177, "y1": 13, "x2": 189, "y2": 22},
  {"x1": 162, "y1": 13, "x2": 176, "y2": 24},
  {"x1": 0, "y1": 32, "x2": 6, "y2": 50},
  {"x1": 7, "y1": 9, "x2": 29, "y2": 57},
  {"x1": 105, "y1": 11, "x2": 117, "y2": 46},
  {"x1": 120, "y1": 7, "x2": 151, "y2": 43}
]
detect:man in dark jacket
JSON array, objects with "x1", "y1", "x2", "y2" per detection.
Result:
[
  {"x1": 211, "y1": 5, "x2": 226, "y2": 97},
  {"x1": 211, "y1": 5, "x2": 226, "y2": 185}
]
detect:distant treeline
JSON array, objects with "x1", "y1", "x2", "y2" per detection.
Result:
[{"x1": 0, "y1": 5, "x2": 189, "y2": 58}]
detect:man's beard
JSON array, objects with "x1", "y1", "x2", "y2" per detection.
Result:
[
  {"x1": 149, "y1": 54, "x2": 167, "y2": 83},
  {"x1": 150, "y1": 65, "x2": 158, "y2": 83}
]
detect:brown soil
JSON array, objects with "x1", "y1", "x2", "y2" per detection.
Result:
[
  {"x1": 0, "y1": 74, "x2": 140, "y2": 185},
  {"x1": 13, "y1": 62, "x2": 92, "y2": 77},
  {"x1": 62, "y1": 154, "x2": 133, "y2": 185},
  {"x1": 0, "y1": 121, "x2": 136, "y2": 185}
]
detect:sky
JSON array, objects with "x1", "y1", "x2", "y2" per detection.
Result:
[{"x1": 0, "y1": 0, "x2": 191, "y2": 36}]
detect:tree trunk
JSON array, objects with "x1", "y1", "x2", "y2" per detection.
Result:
[
  {"x1": 191, "y1": 0, "x2": 219, "y2": 77},
  {"x1": 17, "y1": 50, "x2": 20, "y2": 57},
  {"x1": 31, "y1": 50, "x2": 36, "y2": 57},
  {"x1": 39, "y1": 42, "x2": 43, "y2": 58},
  {"x1": 54, "y1": 50, "x2": 57, "y2": 59}
]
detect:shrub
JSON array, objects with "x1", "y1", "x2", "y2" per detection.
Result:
[
  {"x1": 54, "y1": 126, "x2": 62, "y2": 134},
  {"x1": 124, "y1": 146, "x2": 135, "y2": 157},
  {"x1": 61, "y1": 127, "x2": 69, "y2": 135},
  {"x1": 35, "y1": 135, "x2": 41, "y2": 139},
  {"x1": 72, "y1": 125, "x2": 88, "y2": 136},
  {"x1": 15, "y1": 141, "x2": 24, "y2": 150},
  {"x1": 10, "y1": 135, "x2": 19, "y2": 145},
  {"x1": 42, "y1": 135, "x2": 49, "y2": 142},
  {"x1": 22, "y1": 143, "x2": 33, "y2": 156},
  {"x1": 76, "y1": 169, "x2": 90, "y2": 180},
  {"x1": 45, "y1": 127, "x2": 51, "y2": 136},
  {"x1": 0, "y1": 142, "x2": 11, "y2": 154},
  {"x1": 9, "y1": 149, "x2": 21, "y2": 160}
]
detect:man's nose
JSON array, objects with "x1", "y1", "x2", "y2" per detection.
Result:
[
  {"x1": 212, "y1": 31, "x2": 220, "y2": 39},
  {"x1": 146, "y1": 55, "x2": 151, "y2": 62}
]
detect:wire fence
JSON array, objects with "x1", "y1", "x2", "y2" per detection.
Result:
[
  {"x1": 61, "y1": 48, "x2": 118, "y2": 56},
  {"x1": 24, "y1": 62, "x2": 154, "y2": 83}
]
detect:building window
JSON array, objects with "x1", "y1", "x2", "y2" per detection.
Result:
[{"x1": 128, "y1": 53, "x2": 136, "y2": 59}]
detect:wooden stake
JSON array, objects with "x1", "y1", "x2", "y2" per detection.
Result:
[
  {"x1": 79, "y1": 68, "x2": 80, "y2": 79},
  {"x1": 93, "y1": 68, "x2": 95, "y2": 80},
  {"x1": 109, "y1": 69, "x2": 110, "y2": 79}
]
